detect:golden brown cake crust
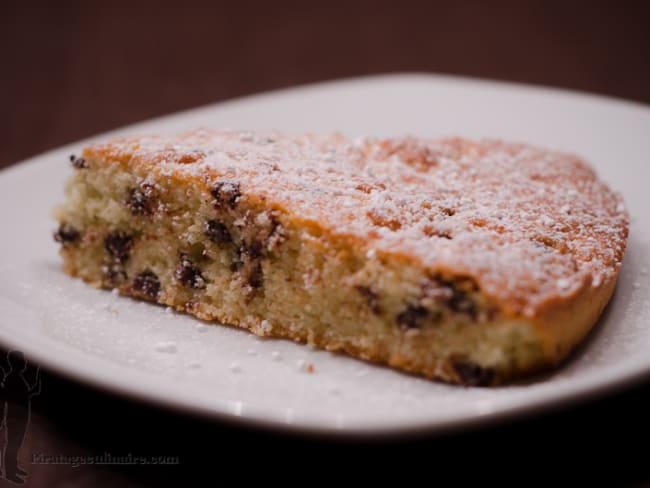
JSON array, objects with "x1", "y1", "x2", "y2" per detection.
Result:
[{"x1": 85, "y1": 129, "x2": 628, "y2": 318}]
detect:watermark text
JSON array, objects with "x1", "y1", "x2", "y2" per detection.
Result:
[{"x1": 31, "y1": 452, "x2": 179, "y2": 468}]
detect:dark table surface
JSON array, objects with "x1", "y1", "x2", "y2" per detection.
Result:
[{"x1": 1, "y1": 1, "x2": 649, "y2": 485}]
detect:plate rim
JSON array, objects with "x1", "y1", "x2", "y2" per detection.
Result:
[{"x1": 0, "y1": 323, "x2": 648, "y2": 437}]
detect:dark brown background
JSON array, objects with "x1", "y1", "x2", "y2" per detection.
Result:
[{"x1": 1, "y1": 1, "x2": 649, "y2": 486}]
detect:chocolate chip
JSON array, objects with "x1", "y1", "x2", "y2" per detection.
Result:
[
  {"x1": 104, "y1": 231, "x2": 133, "y2": 262},
  {"x1": 355, "y1": 285, "x2": 381, "y2": 314},
  {"x1": 260, "y1": 211, "x2": 286, "y2": 253},
  {"x1": 205, "y1": 220, "x2": 232, "y2": 244},
  {"x1": 69, "y1": 154, "x2": 87, "y2": 169},
  {"x1": 211, "y1": 181, "x2": 241, "y2": 209},
  {"x1": 449, "y1": 289, "x2": 477, "y2": 318},
  {"x1": 396, "y1": 305, "x2": 429, "y2": 329},
  {"x1": 127, "y1": 185, "x2": 155, "y2": 216},
  {"x1": 237, "y1": 239, "x2": 264, "y2": 296},
  {"x1": 422, "y1": 276, "x2": 477, "y2": 318},
  {"x1": 132, "y1": 270, "x2": 161, "y2": 300},
  {"x1": 175, "y1": 253, "x2": 205, "y2": 289},
  {"x1": 240, "y1": 260, "x2": 263, "y2": 302},
  {"x1": 240, "y1": 240, "x2": 263, "y2": 259},
  {"x1": 54, "y1": 223, "x2": 80, "y2": 243},
  {"x1": 450, "y1": 356, "x2": 495, "y2": 386},
  {"x1": 247, "y1": 261, "x2": 264, "y2": 289},
  {"x1": 267, "y1": 212, "x2": 281, "y2": 235}
]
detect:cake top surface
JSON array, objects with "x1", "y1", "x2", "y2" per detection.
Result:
[{"x1": 86, "y1": 128, "x2": 629, "y2": 315}]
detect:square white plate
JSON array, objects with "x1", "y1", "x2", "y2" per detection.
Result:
[{"x1": 1, "y1": 74, "x2": 648, "y2": 435}]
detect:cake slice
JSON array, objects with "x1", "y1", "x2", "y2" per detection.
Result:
[{"x1": 53, "y1": 129, "x2": 628, "y2": 385}]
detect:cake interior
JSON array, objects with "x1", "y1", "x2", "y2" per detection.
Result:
[{"x1": 54, "y1": 157, "x2": 548, "y2": 385}]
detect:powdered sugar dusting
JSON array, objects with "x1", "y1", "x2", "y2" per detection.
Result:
[
  {"x1": 154, "y1": 341, "x2": 178, "y2": 354},
  {"x1": 86, "y1": 129, "x2": 629, "y2": 314}
]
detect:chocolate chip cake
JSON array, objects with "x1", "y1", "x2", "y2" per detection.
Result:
[{"x1": 53, "y1": 129, "x2": 629, "y2": 385}]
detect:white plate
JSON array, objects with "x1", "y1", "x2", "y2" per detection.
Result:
[{"x1": 1, "y1": 74, "x2": 649, "y2": 435}]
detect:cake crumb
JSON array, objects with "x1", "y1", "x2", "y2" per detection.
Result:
[
  {"x1": 296, "y1": 359, "x2": 315, "y2": 373},
  {"x1": 260, "y1": 320, "x2": 272, "y2": 334}
]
